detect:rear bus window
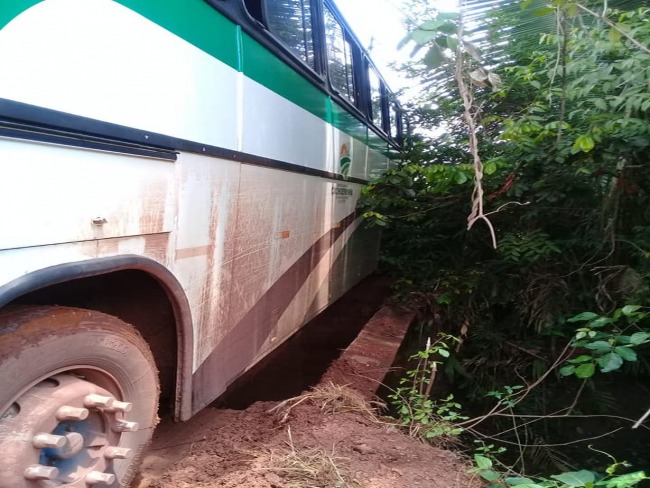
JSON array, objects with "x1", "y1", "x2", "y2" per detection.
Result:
[{"x1": 324, "y1": 7, "x2": 355, "y2": 103}]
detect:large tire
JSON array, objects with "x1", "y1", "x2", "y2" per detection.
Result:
[{"x1": 0, "y1": 306, "x2": 159, "y2": 488}]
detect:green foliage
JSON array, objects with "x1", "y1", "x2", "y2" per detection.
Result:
[
  {"x1": 364, "y1": 0, "x2": 650, "y2": 480},
  {"x1": 388, "y1": 334, "x2": 468, "y2": 440},
  {"x1": 486, "y1": 385, "x2": 525, "y2": 407},
  {"x1": 560, "y1": 305, "x2": 650, "y2": 378},
  {"x1": 468, "y1": 443, "x2": 649, "y2": 487}
]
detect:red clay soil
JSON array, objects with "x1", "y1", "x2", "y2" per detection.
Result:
[
  {"x1": 134, "y1": 399, "x2": 481, "y2": 488},
  {"x1": 133, "y1": 277, "x2": 481, "y2": 487}
]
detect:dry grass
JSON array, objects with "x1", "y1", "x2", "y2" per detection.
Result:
[
  {"x1": 255, "y1": 426, "x2": 351, "y2": 488},
  {"x1": 269, "y1": 382, "x2": 382, "y2": 424}
]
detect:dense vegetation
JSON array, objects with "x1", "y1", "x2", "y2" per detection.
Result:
[{"x1": 360, "y1": 0, "x2": 650, "y2": 484}]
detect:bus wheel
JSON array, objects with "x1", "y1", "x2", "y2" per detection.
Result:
[{"x1": 0, "y1": 306, "x2": 159, "y2": 488}]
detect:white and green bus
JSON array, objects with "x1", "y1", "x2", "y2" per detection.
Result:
[{"x1": 0, "y1": 0, "x2": 403, "y2": 486}]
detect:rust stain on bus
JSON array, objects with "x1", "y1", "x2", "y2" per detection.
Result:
[
  {"x1": 143, "y1": 233, "x2": 170, "y2": 263},
  {"x1": 192, "y1": 211, "x2": 358, "y2": 411},
  {"x1": 195, "y1": 180, "x2": 240, "y2": 363},
  {"x1": 138, "y1": 180, "x2": 170, "y2": 234},
  {"x1": 175, "y1": 245, "x2": 211, "y2": 260}
]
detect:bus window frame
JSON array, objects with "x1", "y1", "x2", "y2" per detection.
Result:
[
  {"x1": 203, "y1": 0, "x2": 404, "y2": 148},
  {"x1": 262, "y1": 0, "x2": 319, "y2": 72}
]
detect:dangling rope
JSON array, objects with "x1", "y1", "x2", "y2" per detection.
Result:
[{"x1": 455, "y1": 0, "x2": 497, "y2": 249}]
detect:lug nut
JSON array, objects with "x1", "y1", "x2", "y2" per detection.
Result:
[
  {"x1": 105, "y1": 400, "x2": 132, "y2": 413},
  {"x1": 113, "y1": 419, "x2": 138, "y2": 432},
  {"x1": 33, "y1": 433, "x2": 67, "y2": 449},
  {"x1": 24, "y1": 464, "x2": 59, "y2": 481},
  {"x1": 56, "y1": 405, "x2": 90, "y2": 421},
  {"x1": 84, "y1": 394, "x2": 115, "y2": 409},
  {"x1": 104, "y1": 446, "x2": 132, "y2": 459},
  {"x1": 85, "y1": 470, "x2": 116, "y2": 485}
]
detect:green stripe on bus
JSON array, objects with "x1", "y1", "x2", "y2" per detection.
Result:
[
  {"x1": 0, "y1": 0, "x2": 42, "y2": 29},
  {"x1": 331, "y1": 102, "x2": 367, "y2": 144},
  {"x1": 2, "y1": 0, "x2": 390, "y2": 155}
]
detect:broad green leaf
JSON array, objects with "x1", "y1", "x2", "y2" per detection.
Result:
[
  {"x1": 579, "y1": 135, "x2": 595, "y2": 152},
  {"x1": 505, "y1": 478, "x2": 536, "y2": 485},
  {"x1": 480, "y1": 470, "x2": 501, "y2": 482},
  {"x1": 622, "y1": 305, "x2": 642, "y2": 316},
  {"x1": 438, "y1": 348, "x2": 450, "y2": 358},
  {"x1": 614, "y1": 346, "x2": 637, "y2": 362},
  {"x1": 410, "y1": 29, "x2": 440, "y2": 48},
  {"x1": 437, "y1": 22, "x2": 458, "y2": 35},
  {"x1": 484, "y1": 161, "x2": 497, "y2": 175},
  {"x1": 417, "y1": 19, "x2": 446, "y2": 31},
  {"x1": 572, "y1": 135, "x2": 595, "y2": 153},
  {"x1": 551, "y1": 470, "x2": 596, "y2": 486},
  {"x1": 630, "y1": 332, "x2": 650, "y2": 345},
  {"x1": 589, "y1": 316, "x2": 612, "y2": 328},
  {"x1": 575, "y1": 363, "x2": 595, "y2": 378},
  {"x1": 474, "y1": 455, "x2": 492, "y2": 470},
  {"x1": 616, "y1": 335, "x2": 631, "y2": 345},
  {"x1": 597, "y1": 352, "x2": 623, "y2": 373},
  {"x1": 567, "y1": 312, "x2": 599, "y2": 323},
  {"x1": 598, "y1": 471, "x2": 648, "y2": 487},
  {"x1": 423, "y1": 44, "x2": 446, "y2": 69},
  {"x1": 585, "y1": 341, "x2": 612, "y2": 353},
  {"x1": 560, "y1": 365, "x2": 576, "y2": 376},
  {"x1": 568, "y1": 355, "x2": 594, "y2": 364}
]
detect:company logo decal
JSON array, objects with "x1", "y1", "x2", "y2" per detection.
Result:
[{"x1": 339, "y1": 143, "x2": 351, "y2": 178}]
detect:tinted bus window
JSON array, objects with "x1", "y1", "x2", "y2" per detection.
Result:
[
  {"x1": 324, "y1": 7, "x2": 355, "y2": 103},
  {"x1": 266, "y1": 0, "x2": 316, "y2": 69},
  {"x1": 390, "y1": 103, "x2": 404, "y2": 144},
  {"x1": 368, "y1": 67, "x2": 383, "y2": 128}
]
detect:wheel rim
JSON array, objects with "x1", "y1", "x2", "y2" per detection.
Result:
[{"x1": 0, "y1": 373, "x2": 137, "y2": 487}]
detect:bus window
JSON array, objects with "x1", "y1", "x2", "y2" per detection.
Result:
[
  {"x1": 390, "y1": 103, "x2": 398, "y2": 140},
  {"x1": 390, "y1": 103, "x2": 404, "y2": 145},
  {"x1": 368, "y1": 66, "x2": 383, "y2": 129},
  {"x1": 245, "y1": 0, "x2": 316, "y2": 70},
  {"x1": 324, "y1": 7, "x2": 355, "y2": 103}
]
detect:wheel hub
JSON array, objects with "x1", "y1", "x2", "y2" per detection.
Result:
[{"x1": 0, "y1": 373, "x2": 135, "y2": 487}]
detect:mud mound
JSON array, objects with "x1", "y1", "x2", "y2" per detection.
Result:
[{"x1": 135, "y1": 395, "x2": 481, "y2": 488}]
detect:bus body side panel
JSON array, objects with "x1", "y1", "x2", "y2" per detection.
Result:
[
  {"x1": 170, "y1": 152, "x2": 242, "y2": 373},
  {"x1": 0, "y1": 0, "x2": 389, "y2": 418},
  {"x1": 0, "y1": 138, "x2": 175, "y2": 252},
  {"x1": 190, "y1": 166, "x2": 371, "y2": 412},
  {"x1": 0, "y1": 0, "x2": 241, "y2": 149}
]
